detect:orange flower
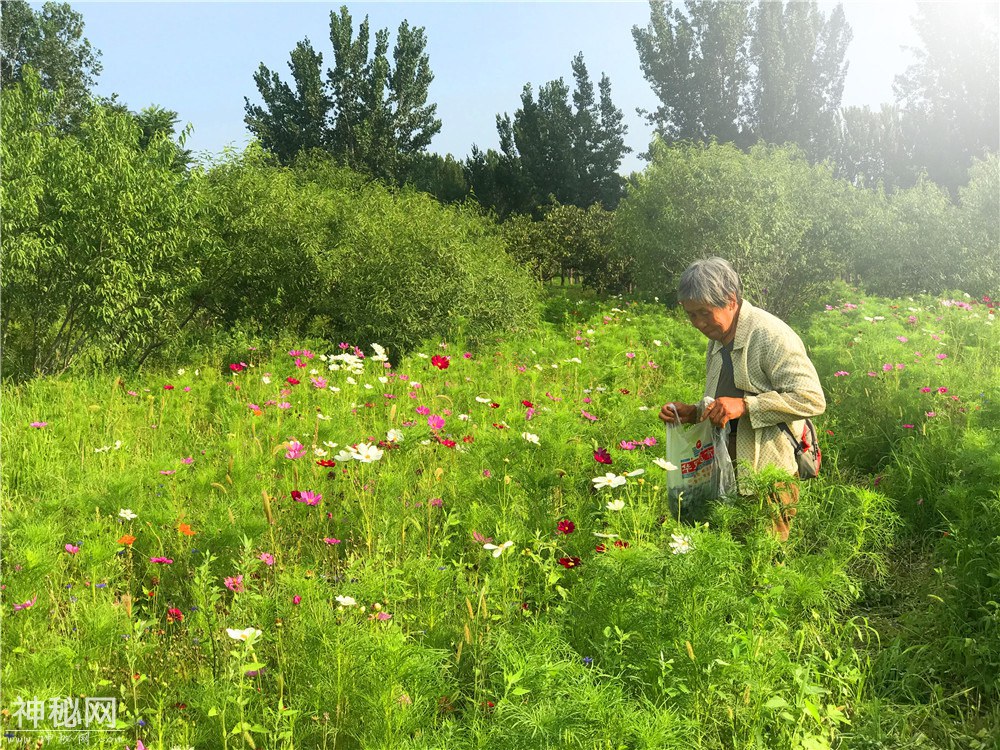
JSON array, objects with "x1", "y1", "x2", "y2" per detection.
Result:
[
  {"x1": 118, "y1": 534, "x2": 136, "y2": 546},
  {"x1": 177, "y1": 523, "x2": 195, "y2": 537}
]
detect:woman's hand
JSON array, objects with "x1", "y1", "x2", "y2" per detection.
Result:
[
  {"x1": 700, "y1": 396, "x2": 745, "y2": 428},
  {"x1": 659, "y1": 402, "x2": 697, "y2": 425}
]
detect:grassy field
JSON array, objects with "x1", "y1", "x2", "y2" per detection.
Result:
[{"x1": 2, "y1": 289, "x2": 998, "y2": 749}]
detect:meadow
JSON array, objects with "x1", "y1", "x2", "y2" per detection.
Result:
[{"x1": 2, "y1": 289, "x2": 998, "y2": 750}]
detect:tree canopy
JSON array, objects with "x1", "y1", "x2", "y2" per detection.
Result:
[{"x1": 244, "y1": 5, "x2": 442, "y2": 184}]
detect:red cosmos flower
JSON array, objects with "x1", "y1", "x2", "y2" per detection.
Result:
[
  {"x1": 619, "y1": 389, "x2": 630, "y2": 395},
  {"x1": 557, "y1": 556, "x2": 582, "y2": 569},
  {"x1": 229, "y1": 362, "x2": 246, "y2": 372},
  {"x1": 556, "y1": 519, "x2": 576, "y2": 535},
  {"x1": 613, "y1": 540, "x2": 629, "y2": 549},
  {"x1": 290, "y1": 490, "x2": 302, "y2": 501},
  {"x1": 593, "y1": 447, "x2": 613, "y2": 465},
  {"x1": 490, "y1": 402, "x2": 500, "y2": 409},
  {"x1": 438, "y1": 438, "x2": 457, "y2": 448},
  {"x1": 163, "y1": 384, "x2": 175, "y2": 390},
  {"x1": 316, "y1": 459, "x2": 336, "y2": 467},
  {"x1": 595, "y1": 544, "x2": 606, "y2": 553},
  {"x1": 492, "y1": 422, "x2": 507, "y2": 430},
  {"x1": 166, "y1": 607, "x2": 184, "y2": 623},
  {"x1": 462, "y1": 435, "x2": 475, "y2": 443},
  {"x1": 431, "y1": 355, "x2": 450, "y2": 370},
  {"x1": 521, "y1": 400, "x2": 534, "y2": 408},
  {"x1": 286, "y1": 377, "x2": 300, "y2": 385}
]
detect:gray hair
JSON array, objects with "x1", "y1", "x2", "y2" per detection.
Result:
[{"x1": 678, "y1": 257, "x2": 742, "y2": 308}]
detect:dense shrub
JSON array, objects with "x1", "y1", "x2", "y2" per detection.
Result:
[
  {"x1": 1, "y1": 73, "x2": 199, "y2": 379},
  {"x1": 615, "y1": 140, "x2": 857, "y2": 317}
]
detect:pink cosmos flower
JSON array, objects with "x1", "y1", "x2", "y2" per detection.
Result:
[
  {"x1": 580, "y1": 410, "x2": 598, "y2": 422},
  {"x1": 181, "y1": 457, "x2": 194, "y2": 465},
  {"x1": 920, "y1": 387, "x2": 932, "y2": 393},
  {"x1": 259, "y1": 552, "x2": 275, "y2": 566},
  {"x1": 65, "y1": 544, "x2": 79, "y2": 555},
  {"x1": 323, "y1": 537, "x2": 341, "y2": 545},
  {"x1": 867, "y1": 372, "x2": 877, "y2": 377},
  {"x1": 224, "y1": 575, "x2": 244, "y2": 593},
  {"x1": 642, "y1": 436, "x2": 657, "y2": 447},
  {"x1": 897, "y1": 336, "x2": 909, "y2": 343},
  {"x1": 13, "y1": 595, "x2": 37, "y2": 612},
  {"x1": 882, "y1": 363, "x2": 893, "y2": 372},
  {"x1": 625, "y1": 352, "x2": 636, "y2": 359},
  {"x1": 292, "y1": 490, "x2": 322, "y2": 506},
  {"x1": 183, "y1": 386, "x2": 192, "y2": 392},
  {"x1": 415, "y1": 405, "x2": 430, "y2": 415},
  {"x1": 463, "y1": 352, "x2": 473, "y2": 359},
  {"x1": 936, "y1": 353, "x2": 947, "y2": 360},
  {"x1": 285, "y1": 441, "x2": 306, "y2": 460},
  {"x1": 160, "y1": 470, "x2": 176, "y2": 476},
  {"x1": 834, "y1": 371, "x2": 850, "y2": 377},
  {"x1": 427, "y1": 414, "x2": 445, "y2": 430},
  {"x1": 619, "y1": 440, "x2": 636, "y2": 451},
  {"x1": 150, "y1": 557, "x2": 173, "y2": 564},
  {"x1": 292, "y1": 595, "x2": 302, "y2": 605},
  {"x1": 925, "y1": 411, "x2": 936, "y2": 418},
  {"x1": 29, "y1": 421, "x2": 48, "y2": 428},
  {"x1": 310, "y1": 376, "x2": 328, "y2": 389},
  {"x1": 937, "y1": 387, "x2": 948, "y2": 394},
  {"x1": 376, "y1": 611, "x2": 392, "y2": 621},
  {"x1": 902, "y1": 424, "x2": 915, "y2": 429},
  {"x1": 525, "y1": 407, "x2": 536, "y2": 420}
]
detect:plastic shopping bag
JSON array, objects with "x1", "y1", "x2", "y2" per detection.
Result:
[{"x1": 664, "y1": 399, "x2": 736, "y2": 521}]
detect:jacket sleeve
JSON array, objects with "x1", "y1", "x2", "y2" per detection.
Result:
[{"x1": 743, "y1": 331, "x2": 826, "y2": 429}]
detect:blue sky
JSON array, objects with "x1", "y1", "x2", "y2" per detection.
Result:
[{"x1": 73, "y1": 1, "x2": 924, "y2": 173}]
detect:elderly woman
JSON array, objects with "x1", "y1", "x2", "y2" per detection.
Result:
[{"x1": 658, "y1": 257, "x2": 825, "y2": 539}]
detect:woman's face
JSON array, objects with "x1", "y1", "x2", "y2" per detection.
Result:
[{"x1": 681, "y1": 295, "x2": 740, "y2": 344}]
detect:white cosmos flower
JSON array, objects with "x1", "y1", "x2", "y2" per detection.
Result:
[
  {"x1": 386, "y1": 429, "x2": 404, "y2": 443},
  {"x1": 328, "y1": 363, "x2": 339, "y2": 371},
  {"x1": 653, "y1": 458, "x2": 678, "y2": 471},
  {"x1": 586, "y1": 329, "x2": 596, "y2": 335},
  {"x1": 625, "y1": 469, "x2": 645, "y2": 477},
  {"x1": 669, "y1": 534, "x2": 693, "y2": 555},
  {"x1": 483, "y1": 540, "x2": 514, "y2": 557},
  {"x1": 261, "y1": 375, "x2": 271, "y2": 385},
  {"x1": 371, "y1": 343, "x2": 388, "y2": 362},
  {"x1": 317, "y1": 413, "x2": 331, "y2": 421},
  {"x1": 592, "y1": 473, "x2": 627, "y2": 489},
  {"x1": 322, "y1": 441, "x2": 339, "y2": 449},
  {"x1": 335, "y1": 595, "x2": 357, "y2": 607},
  {"x1": 345, "y1": 376, "x2": 357, "y2": 385},
  {"x1": 119, "y1": 508, "x2": 137, "y2": 520},
  {"x1": 475, "y1": 396, "x2": 492, "y2": 404},
  {"x1": 638, "y1": 406, "x2": 650, "y2": 411},
  {"x1": 410, "y1": 382, "x2": 421, "y2": 388},
  {"x1": 227, "y1": 627, "x2": 263, "y2": 643},
  {"x1": 363, "y1": 383, "x2": 373, "y2": 390},
  {"x1": 458, "y1": 414, "x2": 470, "y2": 421},
  {"x1": 593, "y1": 531, "x2": 619, "y2": 539},
  {"x1": 565, "y1": 357, "x2": 582, "y2": 364},
  {"x1": 334, "y1": 449, "x2": 355, "y2": 463},
  {"x1": 314, "y1": 448, "x2": 328, "y2": 457},
  {"x1": 416, "y1": 353, "x2": 429, "y2": 359},
  {"x1": 328, "y1": 386, "x2": 341, "y2": 393},
  {"x1": 351, "y1": 443, "x2": 384, "y2": 463},
  {"x1": 309, "y1": 369, "x2": 319, "y2": 375},
  {"x1": 652, "y1": 340, "x2": 663, "y2": 347},
  {"x1": 177, "y1": 368, "x2": 186, "y2": 375},
  {"x1": 521, "y1": 432, "x2": 540, "y2": 445},
  {"x1": 606, "y1": 499, "x2": 625, "y2": 512},
  {"x1": 378, "y1": 376, "x2": 389, "y2": 384}
]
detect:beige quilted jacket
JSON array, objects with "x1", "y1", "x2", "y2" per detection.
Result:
[{"x1": 702, "y1": 300, "x2": 826, "y2": 491}]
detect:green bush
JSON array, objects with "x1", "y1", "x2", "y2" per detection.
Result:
[
  {"x1": 615, "y1": 140, "x2": 855, "y2": 317},
  {"x1": 1, "y1": 73, "x2": 199, "y2": 379}
]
